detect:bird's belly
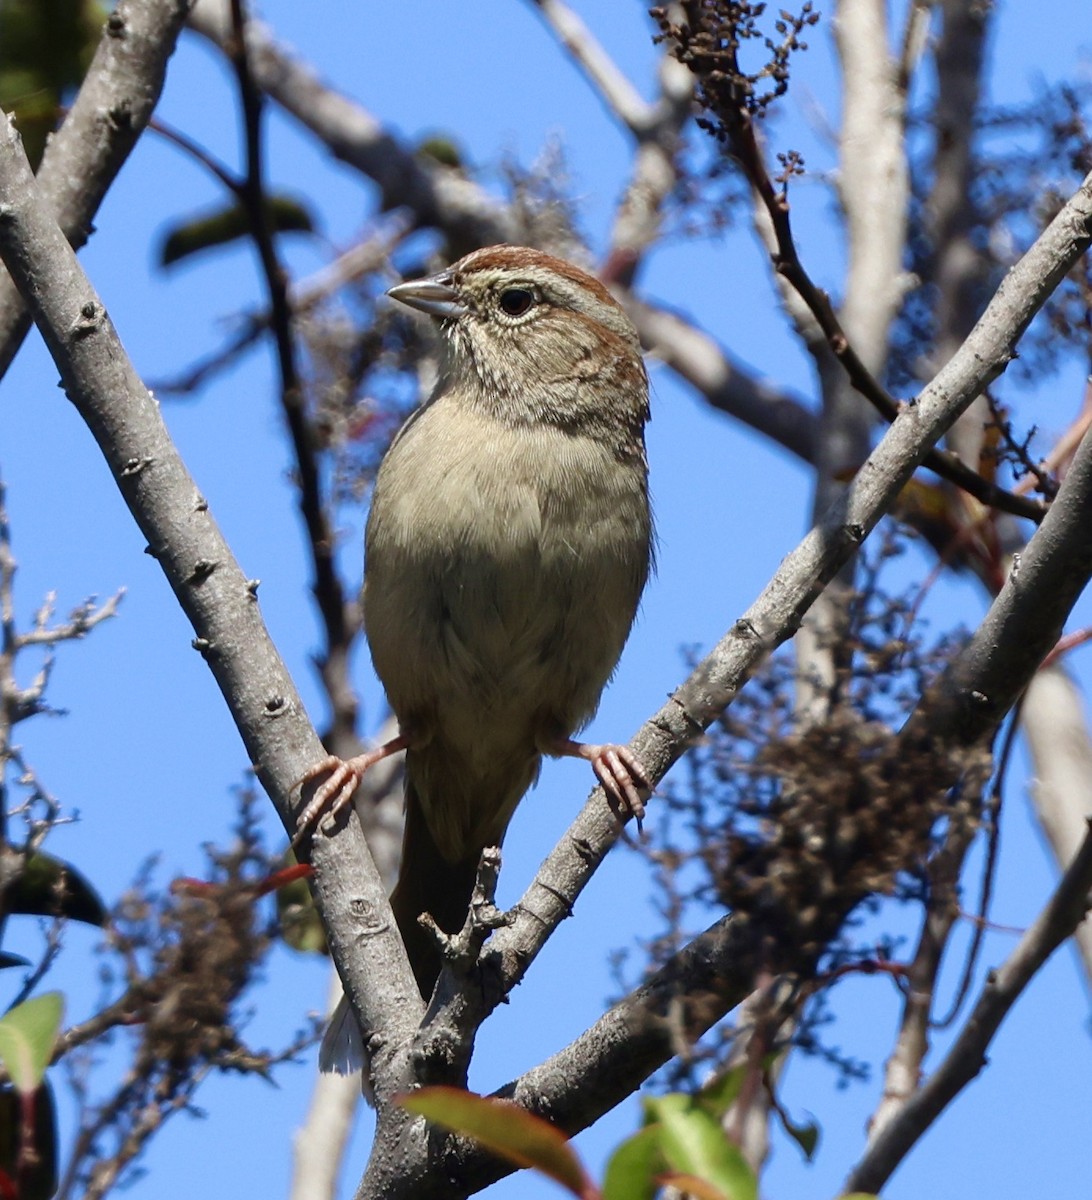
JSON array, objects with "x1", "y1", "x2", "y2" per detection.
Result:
[{"x1": 363, "y1": 412, "x2": 649, "y2": 751}]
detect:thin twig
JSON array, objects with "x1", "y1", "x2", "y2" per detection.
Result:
[
  {"x1": 149, "y1": 116, "x2": 242, "y2": 196},
  {"x1": 225, "y1": 0, "x2": 359, "y2": 728},
  {"x1": 930, "y1": 703, "x2": 1016, "y2": 1030},
  {"x1": 152, "y1": 221, "x2": 410, "y2": 398},
  {"x1": 654, "y1": 13, "x2": 1048, "y2": 524},
  {"x1": 731, "y1": 116, "x2": 1047, "y2": 524},
  {"x1": 845, "y1": 820, "x2": 1092, "y2": 1194}
]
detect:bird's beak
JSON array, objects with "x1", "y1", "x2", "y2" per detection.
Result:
[{"x1": 386, "y1": 273, "x2": 466, "y2": 319}]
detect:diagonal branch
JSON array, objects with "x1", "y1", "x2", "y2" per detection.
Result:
[
  {"x1": 187, "y1": 0, "x2": 514, "y2": 250},
  {"x1": 732, "y1": 102, "x2": 1045, "y2": 523},
  {"x1": 627, "y1": 297, "x2": 818, "y2": 462},
  {"x1": 223, "y1": 0, "x2": 359, "y2": 744},
  {"x1": 528, "y1": 0, "x2": 696, "y2": 290},
  {"x1": 433, "y1": 310, "x2": 1092, "y2": 1199},
  {"x1": 653, "y1": 7, "x2": 1047, "y2": 524},
  {"x1": 0, "y1": 113, "x2": 423, "y2": 1106},
  {"x1": 481, "y1": 166, "x2": 1092, "y2": 1003}
]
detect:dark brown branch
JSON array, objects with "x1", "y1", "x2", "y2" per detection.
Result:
[
  {"x1": 225, "y1": 0, "x2": 359, "y2": 745},
  {"x1": 655, "y1": 9, "x2": 1048, "y2": 524},
  {"x1": 738, "y1": 118, "x2": 1046, "y2": 522}
]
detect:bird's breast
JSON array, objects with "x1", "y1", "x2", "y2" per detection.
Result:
[{"x1": 363, "y1": 400, "x2": 650, "y2": 744}]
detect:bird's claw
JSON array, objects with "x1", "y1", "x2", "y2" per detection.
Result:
[
  {"x1": 591, "y1": 743, "x2": 650, "y2": 831},
  {"x1": 292, "y1": 734, "x2": 410, "y2": 848},
  {"x1": 292, "y1": 756, "x2": 364, "y2": 847}
]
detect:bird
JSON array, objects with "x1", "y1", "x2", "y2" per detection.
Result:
[{"x1": 299, "y1": 244, "x2": 653, "y2": 1068}]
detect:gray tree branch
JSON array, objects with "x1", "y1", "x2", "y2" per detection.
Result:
[
  {"x1": 527, "y1": 0, "x2": 652, "y2": 132},
  {"x1": 1020, "y1": 665, "x2": 1092, "y2": 985},
  {"x1": 447, "y1": 311, "x2": 1092, "y2": 1197},
  {"x1": 481, "y1": 170, "x2": 1092, "y2": 1004},
  {"x1": 187, "y1": 0, "x2": 515, "y2": 251},
  {"x1": 629, "y1": 298, "x2": 818, "y2": 462},
  {"x1": 0, "y1": 114, "x2": 424, "y2": 1116},
  {"x1": 868, "y1": 0, "x2": 990, "y2": 1135}
]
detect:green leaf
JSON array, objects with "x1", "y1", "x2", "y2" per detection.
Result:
[
  {"x1": 0, "y1": 0, "x2": 106, "y2": 167},
  {"x1": 696, "y1": 1063, "x2": 748, "y2": 1118},
  {"x1": 414, "y1": 133, "x2": 466, "y2": 169},
  {"x1": 0, "y1": 1079, "x2": 58, "y2": 1200},
  {"x1": 159, "y1": 196, "x2": 315, "y2": 267},
  {"x1": 646, "y1": 1095, "x2": 757, "y2": 1200},
  {"x1": 764, "y1": 1065, "x2": 820, "y2": 1161},
  {"x1": 602, "y1": 1125, "x2": 663, "y2": 1200},
  {"x1": 5, "y1": 850, "x2": 107, "y2": 926},
  {"x1": 779, "y1": 1108, "x2": 820, "y2": 1161},
  {"x1": 399, "y1": 1087, "x2": 593, "y2": 1198},
  {"x1": 0, "y1": 993, "x2": 63, "y2": 1093},
  {"x1": 275, "y1": 855, "x2": 326, "y2": 954}
]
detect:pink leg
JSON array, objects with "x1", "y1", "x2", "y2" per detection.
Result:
[
  {"x1": 293, "y1": 733, "x2": 408, "y2": 845},
  {"x1": 545, "y1": 736, "x2": 651, "y2": 825}
]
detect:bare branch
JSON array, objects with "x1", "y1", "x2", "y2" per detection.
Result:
[
  {"x1": 896, "y1": 0, "x2": 935, "y2": 94},
  {"x1": 484, "y1": 165, "x2": 1092, "y2": 1000},
  {"x1": 187, "y1": 0, "x2": 515, "y2": 250},
  {"x1": 928, "y1": 0, "x2": 994, "y2": 473},
  {"x1": 627, "y1": 298, "x2": 818, "y2": 462},
  {"x1": 656, "y1": 6, "x2": 1048, "y2": 524},
  {"x1": 869, "y1": 797, "x2": 980, "y2": 1135},
  {"x1": 1020, "y1": 665, "x2": 1092, "y2": 986},
  {"x1": 152, "y1": 220, "x2": 410, "y2": 397},
  {"x1": 17, "y1": 591, "x2": 125, "y2": 649},
  {"x1": 0, "y1": 114, "x2": 423, "y2": 1107},
  {"x1": 223, "y1": 0, "x2": 361, "y2": 748},
  {"x1": 834, "y1": 0, "x2": 912, "y2": 372},
  {"x1": 290, "y1": 973, "x2": 362, "y2": 1200},
  {"x1": 603, "y1": 52, "x2": 694, "y2": 287}
]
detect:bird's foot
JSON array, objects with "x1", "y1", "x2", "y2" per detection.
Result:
[
  {"x1": 546, "y1": 736, "x2": 651, "y2": 829},
  {"x1": 293, "y1": 734, "x2": 408, "y2": 847}
]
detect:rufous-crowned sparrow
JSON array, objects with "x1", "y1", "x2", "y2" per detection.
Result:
[{"x1": 301, "y1": 245, "x2": 653, "y2": 1067}]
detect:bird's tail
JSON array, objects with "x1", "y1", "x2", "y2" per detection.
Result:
[{"x1": 389, "y1": 778, "x2": 483, "y2": 999}]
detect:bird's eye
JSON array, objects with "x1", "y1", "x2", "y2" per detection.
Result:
[{"x1": 498, "y1": 288, "x2": 535, "y2": 317}]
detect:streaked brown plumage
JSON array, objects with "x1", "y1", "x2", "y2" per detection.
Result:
[{"x1": 302, "y1": 245, "x2": 653, "y2": 1069}]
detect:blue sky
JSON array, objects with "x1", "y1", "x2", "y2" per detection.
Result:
[{"x1": 2, "y1": 3, "x2": 1091, "y2": 1198}]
